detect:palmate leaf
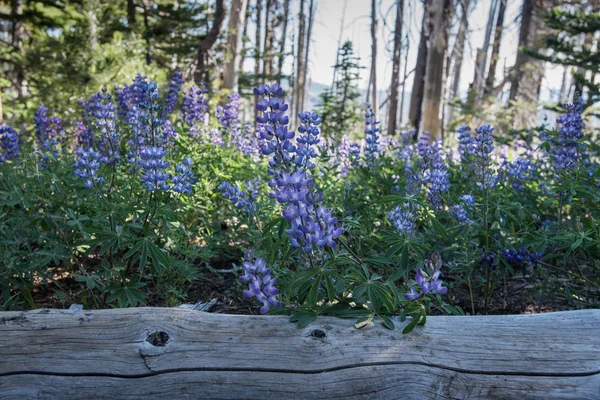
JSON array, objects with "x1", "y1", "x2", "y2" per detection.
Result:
[{"x1": 106, "y1": 281, "x2": 147, "y2": 307}]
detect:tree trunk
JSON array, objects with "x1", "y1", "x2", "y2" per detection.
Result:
[
  {"x1": 277, "y1": 0, "x2": 290, "y2": 84},
  {"x1": 419, "y1": 0, "x2": 453, "y2": 140},
  {"x1": 387, "y1": 0, "x2": 404, "y2": 135},
  {"x1": 369, "y1": 0, "x2": 378, "y2": 118},
  {"x1": 471, "y1": 0, "x2": 497, "y2": 96},
  {"x1": 254, "y1": 0, "x2": 263, "y2": 85},
  {"x1": 484, "y1": 0, "x2": 507, "y2": 96},
  {"x1": 303, "y1": 0, "x2": 316, "y2": 110},
  {"x1": 509, "y1": 0, "x2": 553, "y2": 127},
  {"x1": 294, "y1": 0, "x2": 307, "y2": 120},
  {"x1": 408, "y1": 0, "x2": 431, "y2": 132},
  {"x1": 263, "y1": 0, "x2": 274, "y2": 79},
  {"x1": 11, "y1": 0, "x2": 25, "y2": 97},
  {"x1": 223, "y1": 0, "x2": 249, "y2": 91},
  {"x1": 446, "y1": 0, "x2": 470, "y2": 124},
  {"x1": 127, "y1": 0, "x2": 136, "y2": 27},
  {"x1": 238, "y1": 5, "x2": 251, "y2": 83},
  {"x1": 194, "y1": 0, "x2": 226, "y2": 83},
  {"x1": 143, "y1": 0, "x2": 151, "y2": 65}
]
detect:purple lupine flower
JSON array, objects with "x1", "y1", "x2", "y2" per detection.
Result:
[
  {"x1": 90, "y1": 89, "x2": 119, "y2": 165},
  {"x1": 172, "y1": 157, "x2": 195, "y2": 195},
  {"x1": 457, "y1": 124, "x2": 473, "y2": 161},
  {"x1": 0, "y1": 125, "x2": 20, "y2": 162},
  {"x1": 139, "y1": 146, "x2": 170, "y2": 192},
  {"x1": 405, "y1": 253, "x2": 448, "y2": 300},
  {"x1": 219, "y1": 180, "x2": 259, "y2": 216},
  {"x1": 479, "y1": 252, "x2": 496, "y2": 272},
  {"x1": 363, "y1": 104, "x2": 380, "y2": 164},
  {"x1": 505, "y1": 156, "x2": 536, "y2": 192},
  {"x1": 34, "y1": 104, "x2": 60, "y2": 161},
  {"x1": 388, "y1": 204, "x2": 416, "y2": 234},
  {"x1": 163, "y1": 71, "x2": 184, "y2": 116},
  {"x1": 549, "y1": 97, "x2": 584, "y2": 171},
  {"x1": 294, "y1": 111, "x2": 321, "y2": 169},
  {"x1": 217, "y1": 92, "x2": 242, "y2": 146},
  {"x1": 471, "y1": 124, "x2": 497, "y2": 189},
  {"x1": 451, "y1": 194, "x2": 475, "y2": 222},
  {"x1": 500, "y1": 248, "x2": 543, "y2": 269},
  {"x1": 239, "y1": 251, "x2": 281, "y2": 314},
  {"x1": 73, "y1": 148, "x2": 104, "y2": 189},
  {"x1": 427, "y1": 140, "x2": 450, "y2": 208},
  {"x1": 74, "y1": 120, "x2": 94, "y2": 150},
  {"x1": 254, "y1": 83, "x2": 342, "y2": 253},
  {"x1": 182, "y1": 85, "x2": 210, "y2": 133}
]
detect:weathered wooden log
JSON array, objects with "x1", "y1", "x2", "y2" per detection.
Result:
[{"x1": 0, "y1": 308, "x2": 599, "y2": 399}]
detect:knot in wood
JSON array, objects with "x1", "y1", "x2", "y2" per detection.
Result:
[
  {"x1": 146, "y1": 331, "x2": 169, "y2": 347},
  {"x1": 310, "y1": 329, "x2": 327, "y2": 339}
]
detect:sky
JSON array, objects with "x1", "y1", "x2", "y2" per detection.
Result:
[
  {"x1": 305, "y1": 0, "x2": 564, "y2": 95},
  {"x1": 242, "y1": 0, "x2": 567, "y2": 122}
]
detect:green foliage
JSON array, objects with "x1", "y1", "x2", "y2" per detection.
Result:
[{"x1": 525, "y1": 7, "x2": 600, "y2": 114}]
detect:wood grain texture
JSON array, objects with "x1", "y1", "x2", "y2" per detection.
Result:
[{"x1": 0, "y1": 308, "x2": 599, "y2": 399}]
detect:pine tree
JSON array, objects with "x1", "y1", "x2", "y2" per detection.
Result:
[
  {"x1": 317, "y1": 41, "x2": 362, "y2": 142},
  {"x1": 526, "y1": 6, "x2": 600, "y2": 112}
]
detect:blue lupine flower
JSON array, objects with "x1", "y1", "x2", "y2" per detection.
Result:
[
  {"x1": 457, "y1": 124, "x2": 473, "y2": 161},
  {"x1": 549, "y1": 97, "x2": 584, "y2": 170},
  {"x1": 217, "y1": 92, "x2": 241, "y2": 139},
  {"x1": 451, "y1": 194, "x2": 475, "y2": 222},
  {"x1": 73, "y1": 148, "x2": 104, "y2": 189},
  {"x1": 0, "y1": 125, "x2": 20, "y2": 162},
  {"x1": 254, "y1": 83, "x2": 342, "y2": 253},
  {"x1": 363, "y1": 104, "x2": 380, "y2": 164},
  {"x1": 183, "y1": 85, "x2": 210, "y2": 134},
  {"x1": 294, "y1": 111, "x2": 321, "y2": 169},
  {"x1": 405, "y1": 253, "x2": 448, "y2": 300},
  {"x1": 471, "y1": 124, "x2": 497, "y2": 189},
  {"x1": 219, "y1": 181, "x2": 259, "y2": 216},
  {"x1": 239, "y1": 251, "x2": 281, "y2": 314},
  {"x1": 34, "y1": 104, "x2": 60, "y2": 161},
  {"x1": 91, "y1": 90, "x2": 120, "y2": 164},
  {"x1": 505, "y1": 156, "x2": 536, "y2": 191},
  {"x1": 388, "y1": 204, "x2": 416, "y2": 234},
  {"x1": 172, "y1": 157, "x2": 195, "y2": 195},
  {"x1": 427, "y1": 140, "x2": 450, "y2": 208},
  {"x1": 500, "y1": 248, "x2": 543, "y2": 269},
  {"x1": 163, "y1": 71, "x2": 184, "y2": 116},
  {"x1": 479, "y1": 252, "x2": 496, "y2": 272},
  {"x1": 139, "y1": 146, "x2": 170, "y2": 192}
]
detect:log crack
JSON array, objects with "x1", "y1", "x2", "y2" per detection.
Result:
[{"x1": 1, "y1": 360, "x2": 598, "y2": 380}]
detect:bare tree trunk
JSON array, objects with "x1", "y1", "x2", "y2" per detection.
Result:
[
  {"x1": 11, "y1": 0, "x2": 25, "y2": 97},
  {"x1": 303, "y1": 0, "x2": 316, "y2": 110},
  {"x1": 238, "y1": 5, "x2": 251, "y2": 81},
  {"x1": 294, "y1": 0, "x2": 307, "y2": 120},
  {"x1": 369, "y1": 0, "x2": 379, "y2": 118},
  {"x1": 254, "y1": 0, "x2": 263, "y2": 86},
  {"x1": 446, "y1": 0, "x2": 470, "y2": 124},
  {"x1": 127, "y1": 0, "x2": 136, "y2": 26},
  {"x1": 419, "y1": 0, "x2": 453, "y2": 140},
  {"x1": 387, "y1": 0, "x2": 403, "y2": 135},
  {"x1": 558, "y1": 66, "x2": 568, "y2": 103},
  {"x1": 471, "y1": 0, "x2": 498, "y2": 96},
  {"x1": 143, "y1": 0, "x2": 151, "y2": 65},
  {"x1": 398, "y1": 26, "x2": 410, "y2": 126},
  {"x1": 223, "y1": 0, "x2": 249, "y2": 91},
  {"x1": 277, "y1": 0, "x2": 290, "y2": 84},
  {"x1": 484, "y1": 0, "x2": 506, "y2": 96},
  {"x1": 408, "y1": 0, "x2": 431, "y2": 132},
  {"x1": 194, "y1": 0, "x2": 226, "y2": 83},
  {"x1": 509, "y1": 0, "x2": 553, "y2": 127},
  {"x1": 263, "y1": 0, "x2": 275, "y2": 79}
]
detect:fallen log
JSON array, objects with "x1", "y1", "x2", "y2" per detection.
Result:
[{"x1": 0, "y1": 308, "x2": 598, "y2": 399}]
